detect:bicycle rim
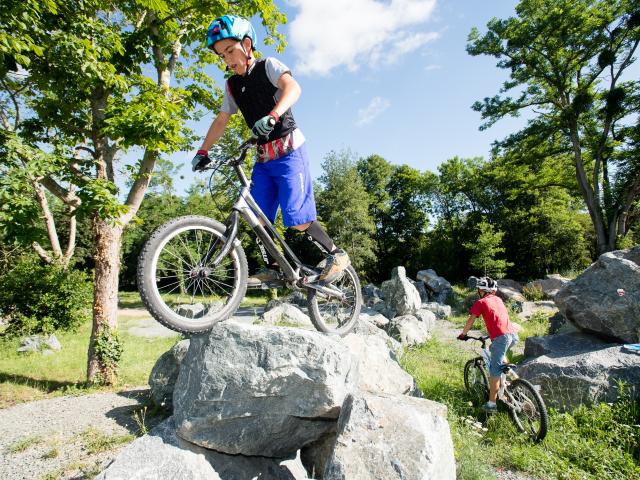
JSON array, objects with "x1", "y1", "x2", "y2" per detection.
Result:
[
  {"x1": 139, "y1": 218, "x2": 247, "y2": 332},
  {"x1": 508, "y1": 379, "x2": 549, "y2": 442},
  {"x1": 464, "y1": 358, "x2": 489, "y2": 405},
  {"x1": 307, "y1": 265, "x2": 361, "y2": 336}
]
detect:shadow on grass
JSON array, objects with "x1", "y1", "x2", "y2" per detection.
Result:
[
  {"x1": 0, "y1": 371, "x2": 83, "y2": 393},
  {"x1": 108, "y1": 390, "x2": 171, "y2": 436}
]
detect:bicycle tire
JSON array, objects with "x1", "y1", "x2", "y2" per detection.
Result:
[
  {"x1": 507, "y1": 378, "x2": 549, "y2": 442},
  {"x1": 137, "y1": 216, "x2": 248, "y2": 334},
  {"x1": 307, "y1": 265, "x2": 362, "y2": 336},
  {"x1": 464, "y1": 357, "x2": 490, "y2": 405}
]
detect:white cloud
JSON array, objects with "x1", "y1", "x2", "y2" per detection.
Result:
[
  {"x1": 356, "y1": 97, "x2": 391, "y2": 126},
  {"x1": 288, "y1": 0, "x2": 438, "y2": 75},
  {"x1": 425, "y1": 64, "x2": 442, "y2": 71}
]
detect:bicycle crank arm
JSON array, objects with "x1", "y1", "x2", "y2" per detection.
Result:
[{"x1": 303, "y1": 281, "x2": 346, "y2": 301}]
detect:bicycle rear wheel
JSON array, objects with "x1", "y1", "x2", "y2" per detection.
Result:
[
  {"x1": 307, "y1": 265, "x2": 361, "y2": 336},
  {"x1": 464, "y1": 357, "x2": 490, "y2": 405},
  {"x1": 137, "y1": 216, "x2": 248, "y2": 334},
  {"x1": 507, "y1": 378, "x2": 549, "y2": 442}
]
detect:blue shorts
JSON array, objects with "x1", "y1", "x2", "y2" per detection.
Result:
[
  {"x1": 489, "y1": 333, "x2": 519, "y2": 377},
  {"x1": 250, "y1": 143, "x2": 317, "y2": 227}
]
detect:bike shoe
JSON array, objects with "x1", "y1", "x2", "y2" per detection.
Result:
[
  {"x1": 247, "y1": 267, "x2": 282, "y2": 288},
  {"x1": 481, "y1": 402, "x2": 498, "y2": 414},
  {"x1": 318, "y1": 249, "x2": 350, "y2": 283}
]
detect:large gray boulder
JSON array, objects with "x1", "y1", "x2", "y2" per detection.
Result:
[
  {"x1": 411, "y1": 280, "x2": 431, "y2": 303},
  {"x1": 259, "y1": 303, "x2": 313, "y2": 328},
  {"x1": 96, "y1": 417, "x2": 300, "y2": 480},
  {"x1": 415, "y1": 309, "x2": 437, "y2": 330},
  {"x1": 518, "y1": 332, "x2": 640, "y2": 410},
  {"x1": 149, "y1": 339, "x2": 190, "y2": 409},
  {"x1": 496, "y1": 285, "x2": 526, "y2": 308},
  {"x1": 416, "y1": 269, "x2": 453, "y2": 304},
  {"x1": 497, "y1": 279, "x2": 523, "y2": 292},
  {"x1": 381, "y1": 266, "x2": 422, "y2": 319},
  {"x1": 339, "y1": 333, "x2": 416, "y2": 396},
  {"x1": 517, "y1": 301, "x2": 558, "y2": 321},
  {"x1": 387, "y1": 314, "x2": 432, "y2": 346},
  {"x1": 524, "y1": 274, "x2": 570, "y2": 299},
  {"x1": 173, "y1": 323, "x2": 356, "y2": 458},
  {"x1": 358, "y1": 307, "x2": 389, "y2": 329},
  {"x1": 323, "y1": 393, "x2": 456, "y2": 480},
  {"x1": 421, "y1": 302, "x2": 452, "y2": 319},
  {"x1": 554, "y1": 247, "x2": 640, "y2": 343},
  {"x1": 352, "y1": 318, "x2": 403, "y2": 356}
]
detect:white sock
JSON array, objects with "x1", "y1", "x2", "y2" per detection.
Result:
[{"x1": 486, "y1": 401, "x2": 496, "y2": 407}]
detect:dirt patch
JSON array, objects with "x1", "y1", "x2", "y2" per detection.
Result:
[{"x1": 0, "y1": 389, "x2": 165, "y2": 480}]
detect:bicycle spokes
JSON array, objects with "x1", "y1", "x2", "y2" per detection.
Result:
[
  {"x1": 507, "y1": 380, "x2": 548, "y2": 442},
  {"x1": 307, "y1": 265, "x2": 361, "y2": 335},
  {"x1": 153, "y1": 226, "x2": 237, "y2": 318},
  {"x1": 464, "y1": 358, "x2": 489, "y2": 405}
]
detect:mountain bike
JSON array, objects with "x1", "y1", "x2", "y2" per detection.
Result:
[
  {"x1": 137, "y1": 136, "x2": 361, "y2": 336},
  {"x1": 462, "y1": 335, "x2": 549, "y2": 442}
]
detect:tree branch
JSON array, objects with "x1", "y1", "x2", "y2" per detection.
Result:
[
  {"x1": 0, "y1": 78, "x2": 20, "y2": 130},
  {"x1": 67, "y1": 161, "x2": 93, "y2": 183},
  {"x1": 31, "y1": 241, "x2": 53, "y2": 264},
  {"x1": 40, "y1": 176, "x2": 82, "y2": 209},
  {"x1": 0, "y1": 104, "x2": 11, "y2": 130},
  {"x1": 63, "y1": 210, "x2": 77, "y2": 264},
  {"x1": 122, "y1": 148, "x2": 157, "y2": 224},
  {"x1": 31, "y1": 181, "x2": 63, "y2": 259},
  {"x1": 75, "y1": 145, "x2": 96, "y2": 156}
]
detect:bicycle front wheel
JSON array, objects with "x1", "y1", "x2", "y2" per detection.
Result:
[
  {"x1": 307, "y1": 265, "x2": 362, "y2": 336},
  {"x1": 137, "y1": 216, "x2": 248, "y2": 334},
  {"x1": 464, "y1": 357, "x2": 490, "y2": 405},
  {"x1": 507, "y1": 378, "x2": 549, "y2": 442}
]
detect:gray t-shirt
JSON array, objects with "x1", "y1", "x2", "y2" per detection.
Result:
[{"x1": 221, "y1": 57, "x2": 292, "y2": 114}]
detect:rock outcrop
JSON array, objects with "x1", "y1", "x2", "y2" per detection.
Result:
[
  {"x1": 518, "y1": 332, "x2": 640, "y2": 410},
  {"x1": 554, "y1": 247, "x2": 640, "y2": 343}
]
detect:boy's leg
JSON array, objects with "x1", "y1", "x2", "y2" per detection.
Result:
[
  {"x1": 272, "y1": 144, "x2": 350, "y2": 282},
  {"x1": 485, "y1": 334, "x2": 512, "y2": 412},
  {"x1": 247, "y1": 163, "x2": 282, "y2": 285}
]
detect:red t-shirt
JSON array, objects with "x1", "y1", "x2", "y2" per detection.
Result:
[{"x1": 469, "y1": 294, "x2": 514, "y2": 340}]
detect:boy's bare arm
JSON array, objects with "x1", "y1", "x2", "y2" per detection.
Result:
[
  {"x1": 199, "y1": 111, "x2": 231, "y2": 151},
  {"x1": 461, "y1": 315, "x2": 478, "y2": 336},
  {"x1": 273, "y1": 72, "x2": 301, "y2": 117}
]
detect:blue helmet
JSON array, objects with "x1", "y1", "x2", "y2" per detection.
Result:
[{"x1": 206, "y1": 15, "x2": 257, "y2": 51}]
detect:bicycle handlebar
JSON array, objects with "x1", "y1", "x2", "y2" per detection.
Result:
[
  {"x1": 201, "y1": 117, "x2": 277, "y2": 172},
  {"x1": 465, "y1": 334, "x2": 490, "y2": 341}
]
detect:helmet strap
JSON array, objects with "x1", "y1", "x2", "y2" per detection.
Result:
[{"x1": 240, "y1": 37, "x2": 253, "y2": 75}]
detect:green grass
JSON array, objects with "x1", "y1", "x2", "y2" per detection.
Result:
[
  {"x1": 79, "y1": 427, "x2": 135, "y2": 454},
  {"x1": 0, "y1": 290, "x2": 273, "y2": 408},
  {"x1": 6, "y1": 435, "x2": 43, "y2": 454},
  {"x1": 0, "y1": 307, "x2": 181, "y2": 407},
  {"x1": 401, "y1": 337, "x2": 640, "y2": 480},
  {"x1": 119, "y1": 289, "x2": 270, "y2": 310}
]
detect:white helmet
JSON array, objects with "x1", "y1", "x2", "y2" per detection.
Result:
[{"x1": 476, "y1": 276, "x2": 497, "y2": 293}]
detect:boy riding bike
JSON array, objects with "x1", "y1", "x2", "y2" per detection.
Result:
[
  {"x1": 192, "y1": 15, "x2": 350, "y2": 285},
  {"x1": 458, "y1": 276, "x2": 519, "y2": 413}
]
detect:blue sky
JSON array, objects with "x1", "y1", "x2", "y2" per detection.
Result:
[{"x1": 173, "y1": 0, "x2": 527, "y2": 193}]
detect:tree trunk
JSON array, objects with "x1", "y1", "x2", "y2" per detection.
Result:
[
  {"x1": 87, "y1": 214, "x2": 123, "y2": 384},
  {"x1": 567, "y1": 123, "x2": 609, "y2": 254}
]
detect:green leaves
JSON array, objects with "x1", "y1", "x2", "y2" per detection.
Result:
[
  {"x1": 134, "y1": 0, "x2": 169, "y2": 16},
  {"x1": 463, "y1": 220, "x2": 513, "y2": 278},
  {"x1": 468, "y1": 0, "x2": 640, "y2": 252},
  {"x1": 103, "y1": 77, "x2": 189, "y2": 151}
]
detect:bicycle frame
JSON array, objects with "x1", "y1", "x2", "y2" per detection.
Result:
[
  {"x1": 201, "y1": 140, "x2": 345, "y2": 300},
  {"x1": 472, "y1": 336, "x2": 518, "y2": 404}
]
